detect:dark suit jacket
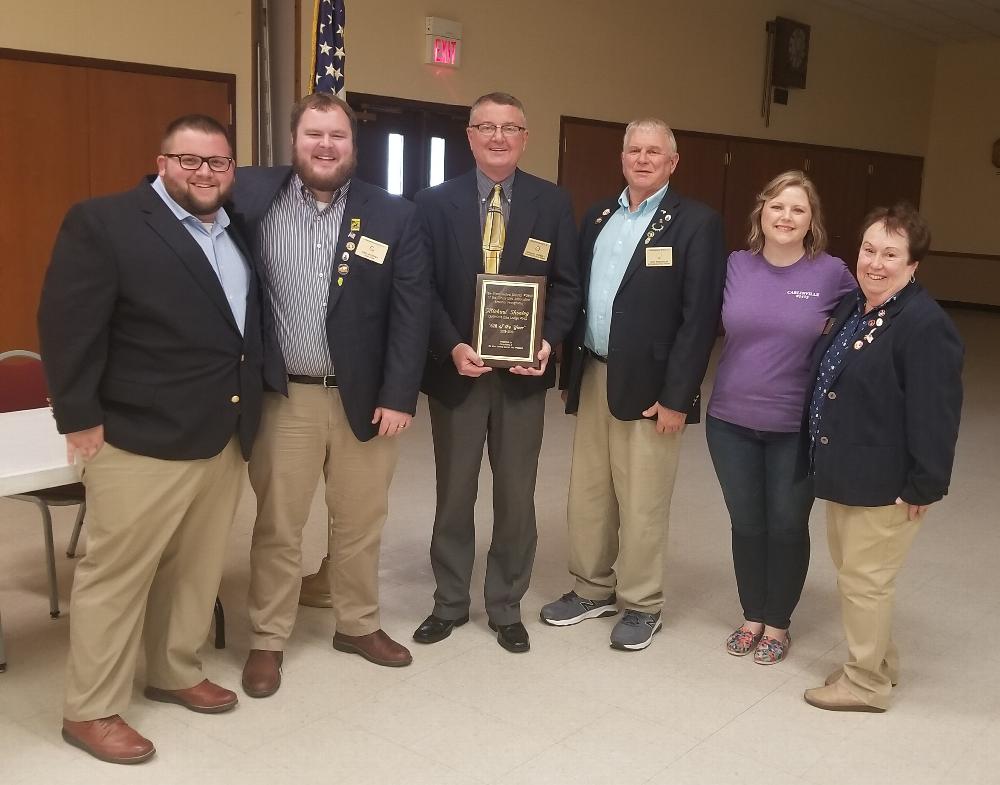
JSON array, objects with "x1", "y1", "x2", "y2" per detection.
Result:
[
  {"x1": 38, "y1": 180, "x2": 264, "y2": 460},
  {"x1": 562, "y1": 188, "x2": 725, "y2": 423},
  {"x1": 232, "y1": 168, "x2": 430, "y2": 442},
  {"x1": 802, "y1": 282, "x2": 964, "y2": 507},
  {"x1": 415, "y1": 168, "x2": 581, "y2": 408}
]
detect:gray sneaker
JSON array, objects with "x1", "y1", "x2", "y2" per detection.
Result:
[
  {"x1": 610, "y1": 609, "x2": 662, "y2": 650},
  {"x1": 540, "y1": 591, "x2": 618, "y2": 626}
]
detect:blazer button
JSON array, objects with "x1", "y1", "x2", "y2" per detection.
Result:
[
  {"x1": 827, "y1": 391, "x2": 836, "y2": 400},
  {"x1": 819, "y1": 435, "x2": 829, "y2": 445},
  {"x1": 230, "y1": 395, "x2": 240, "y2": 404}
]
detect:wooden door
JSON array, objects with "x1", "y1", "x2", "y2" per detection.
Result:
[
  {"x1": 559, "y1": 118, "x2": 626, "y2": 223},
  {"x1": 722, "y1": 140, "x2": 808, "y2": 252},
  {"x1": 87, "y1": 68, "x2": 232, "y2": 196},
  {"x1": 807, "y1": 147, "x2": 870, "y2": 266},
  {"x1": 0, "y1": 60, "x2": 91, "y2": 352},
  {"x1": 422, "y1": 111, "x2": 475, "y2": 188},
  {"x1": 671, "y1": 132, "x2": 727, "y2": 214},
  {"x1": 0, "y1": 51, "x2": 235, "y2": 352},
  {"x1": 350, "y1": 96, "x2": 474, "y2": 200},
  {"x1": 865, "y1": 153, "x2": 923, "y2": 212}
]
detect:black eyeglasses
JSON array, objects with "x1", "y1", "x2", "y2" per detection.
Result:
[
  {"x1": 162, "y1": 153, "x2": 234, "y2": 173},
  {"x1": 469, "y1": 123, "x2": 526, "y2": 137}
]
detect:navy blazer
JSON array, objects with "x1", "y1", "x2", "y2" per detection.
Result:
[
  {"x1": 802, "y1": 282, "x2": 964, "y2": 507},
  {"x1": 415, "y1": 168, "x2": 581, "y2": 408},
  {"x1": 562, "y1": 188, "x2": 726, "y2": 423},
  {"x1": 38, "y1": 180, "x2": 264, "y2": 460},
  {"x1": 232, "y1": 168, "x2": 430, "y2": 442}
]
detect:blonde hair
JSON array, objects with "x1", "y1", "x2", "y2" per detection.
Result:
[{"x1": 747, "y1": 170, "x2": 827, "y2": 258}]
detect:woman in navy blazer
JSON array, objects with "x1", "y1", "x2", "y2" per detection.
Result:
[{"x1": 801, "y1": 203, "x2": 963, "y2": 713}]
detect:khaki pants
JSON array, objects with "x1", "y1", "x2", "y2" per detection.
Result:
[
  {"x1": 827, "y1": 501, "x2": 923, "y2": 709},
  {"x1": 247, "y1": 386, "x2": 398, "y2": 645},
  {"x1": 566, "y1": 360, "x2": 682, "y2": 612},
  {"x1": 64, "y1": 438, "x2": 244, "y2": 721}
]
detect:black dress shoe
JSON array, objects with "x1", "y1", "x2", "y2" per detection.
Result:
[
  {"x1": 488, "y1": 620, "x2": 530, "y2": 653},
  {"x1": 412, "y1": 613, "x2": 469, "y2": 644}
]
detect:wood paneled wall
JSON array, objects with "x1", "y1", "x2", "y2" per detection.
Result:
[
  {"x1": 0, "y1": 50, "x2": 234, "y2": 352},
  {"x1": 558, "y1": 117, "x2": 924, "y2": 266}
]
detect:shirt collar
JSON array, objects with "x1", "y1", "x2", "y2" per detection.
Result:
[
  {"x1": 477, "y1": 168, "x2": 515, "y2": 202},
  {"x1": 290, "y1": 172, "x2": 350, "y2": 208},
  {"x1": 151, "y1": 176, "x2": 230, "y2": 229},
  {"x1": 618, "y1": 182, "x2": 669, "y2": 216}
]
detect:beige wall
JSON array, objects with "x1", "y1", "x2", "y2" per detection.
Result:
[
  {"x1": 306, "y1": 0, "x2": 937, "y2": 180},
  {"x1": 0, "y1": 0, "x2": 254, "y2": 162},
  {"x1": 921, "y1": 40, "x2": 1000, "y2": 256}
]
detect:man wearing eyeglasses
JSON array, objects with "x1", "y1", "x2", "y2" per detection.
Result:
[
  {"x1": 39, "y1": 114, "x2": 263, "y2": 763},
  {"x1": 412, "y1": 92, "x2": 581, "y2": 653}
]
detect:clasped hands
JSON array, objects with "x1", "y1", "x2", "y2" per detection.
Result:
[{"x1": 451, "y1": 340, "x2": 552, "y2": 378}]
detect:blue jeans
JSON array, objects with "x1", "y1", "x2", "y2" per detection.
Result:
[{"x1": 706, "y1": 415, "x2": 814, "y2": 629}]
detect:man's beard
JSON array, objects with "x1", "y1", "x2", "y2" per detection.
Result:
[
  {"x1": 294, "y1": 149, "x2": 357, "y2": 195},
  {"x1": 166, "y1": 179, "x2": 232, "y2": 219}
]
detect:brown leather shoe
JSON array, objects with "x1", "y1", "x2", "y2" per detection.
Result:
[
  {"x1": 804, "y1": 677, "x2": 886, "y2": 713},
  {"x1": 242, "y1": 650, "x2": 283, "y2": 698},
  {"x1": 299, "y1": 557, "x2": 333, "y2": 608},
  {"x1": 333, "y1": 629, "x2": 413, "y2": 667},
  {"x1": 62, "y1": 715, "x2": 155, "y2": 764},
  {"x1": 144, "y1": 679, "x2": 238, "y2": 713}
]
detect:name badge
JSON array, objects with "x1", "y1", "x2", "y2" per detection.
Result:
[
  {"x1": 523, "y1": 238, "x2": 551, "y2": 261},
  {"x1": 355, "y1": 236, "x2": 389, "y2": 264},
  {"x1": 645, "y1": 246, "x2": 673, "y2": 267}
]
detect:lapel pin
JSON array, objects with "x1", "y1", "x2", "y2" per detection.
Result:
[
  {"x1": 601, "y1": 208, "x2": 611, "y2": 216},
  {"x1": 665, "y1": 214, "x2": 672, "y2": 222},
  {"x1": 337, "y1": 263, "x2": 350, "y2": 275},
  {"x1": 341, "y1": 252, "x2": 350, "y2": 261},
  {"x1": 853, "y1": 340, "x2": 864, "y2": 350},
  {"x1": 346, "y1": 241, "x2": 356, "y2": 251},
  {"x1": 596, "y1": 217, "x2": 603, "y2": 224},
  {"x1": 350, "y1": 218, "x2": 361, "y2": 232}
]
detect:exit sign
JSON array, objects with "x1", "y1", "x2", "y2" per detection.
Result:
[
  {"x1": 432, "y1": 37, "x2": 459, "y2": 66},
  {"x1": 425, "y1": 17, "x2": 462, "y2": 68}
]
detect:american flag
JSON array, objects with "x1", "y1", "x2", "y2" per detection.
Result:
[{"x1": 312, "y1": 0, "x2": 346, "y2": 95}]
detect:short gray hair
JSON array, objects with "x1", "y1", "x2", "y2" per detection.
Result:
[
  {"x1": 623, "y1": 118, "x2": 676, "y2": 154},
  {"x1": 470, "y1": 92, "x2": 526, "y2": 125}
]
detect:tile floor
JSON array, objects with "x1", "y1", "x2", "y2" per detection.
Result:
[{"x1": 2, "y1": 308, "x2": 998, "y2": 785}]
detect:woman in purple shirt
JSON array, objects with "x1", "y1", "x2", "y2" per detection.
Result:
[{"x1": 707, "y1": 171, "x2": 855, "y2": 664}]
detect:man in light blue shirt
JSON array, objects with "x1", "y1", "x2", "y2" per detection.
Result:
[{"x1": 542, "y1": 119, "x2": 726, "y2": 651}]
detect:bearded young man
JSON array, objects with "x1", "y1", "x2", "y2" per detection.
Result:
[
  {"x1": 231, "y1": 93, "x2": 430, "y2": 696},
  {"x1": 39, "y1": 114, "x2": 263, "y2": 763}
]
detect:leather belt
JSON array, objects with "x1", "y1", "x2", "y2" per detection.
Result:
[
  {"x1": 586, "y1": 348, "x2": 608, "y2": 364},
  {"x1": 288, "y1": 374, "x2": 337, "y2": 388}
]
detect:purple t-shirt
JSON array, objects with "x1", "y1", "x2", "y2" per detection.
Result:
[{"x1": 708, "y1": 250, "x2": 856, "y2": 432}]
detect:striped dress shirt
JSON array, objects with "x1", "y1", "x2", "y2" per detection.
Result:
[{"x1": 259, "y1": 174, "x2": 349, "y2": 375}]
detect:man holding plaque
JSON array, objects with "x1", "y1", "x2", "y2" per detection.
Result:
[
  {"x1": 541, "y1": 118, "x2": 725, "y2": 651},
  {"x1": 413, "y1": 92, "x2": 581, "y2": 653}
]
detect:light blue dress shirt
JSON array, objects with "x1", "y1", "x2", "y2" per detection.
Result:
[
  {"x1": 585, "y1": 183, "x2": 669, "y2": 356},
  {"x1": 151, "y1": 176, "x2": 249, "y2": 335}
]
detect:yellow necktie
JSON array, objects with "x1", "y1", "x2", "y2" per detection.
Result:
[{"x1": 482, "y1": 183, "x2": 505, "y2": 274}]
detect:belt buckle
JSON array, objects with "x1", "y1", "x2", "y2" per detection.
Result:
[{"x1": 322, "y1": 375, "x2": 336, "y2": 388}]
